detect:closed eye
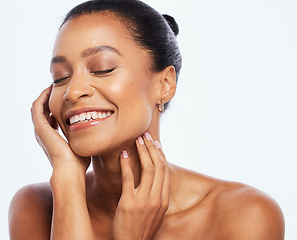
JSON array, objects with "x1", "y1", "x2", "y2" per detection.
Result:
[
  {"x1": 53, "y1": 76, "x2": 70, "y2": 84},
  {"x1": 92, "y1": 68, "x2": 115, "y2": 75},
  {"x1": 52, "y1": 68, "x2": 115, "y2": 85}
]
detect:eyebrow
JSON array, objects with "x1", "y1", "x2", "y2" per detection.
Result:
[
  {"x1": 50, "y1": 56, "x2": 67, "y2": 64},
  {"x1": 81, "y1": 45, "x2": 122, "y2": 58},
  {"x1": 50, "y1": 45, "x2": 122, "y2": 65}
]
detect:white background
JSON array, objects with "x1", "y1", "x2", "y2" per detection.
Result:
[{"x1": 1, "y1": 0, "x2": 296, "y2": 239}]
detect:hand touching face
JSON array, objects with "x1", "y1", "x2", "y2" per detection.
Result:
[{"x1": 49, "y1": 14, "x2": 163, "y2": 157}]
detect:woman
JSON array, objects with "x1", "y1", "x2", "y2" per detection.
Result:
[{"x1": 9, "y1": 0, "x2": 285, "y2": 239}]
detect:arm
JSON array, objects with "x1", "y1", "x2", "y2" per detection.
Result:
[
  {"x1": 50, "y1": 170, "x2": 93, "y2": 240},
  {"x1": 34, "y1": 86, "x2": 93, "y2": 240},
  {"x1": 9, "y1": 86, "x2": 94, "y2": 240}
]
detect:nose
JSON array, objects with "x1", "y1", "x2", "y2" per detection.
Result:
[{"x1": 63, "y1": 73, "x2": 94, "y2": 103}]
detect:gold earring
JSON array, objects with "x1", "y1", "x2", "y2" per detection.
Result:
[{"x1": 158, "y1": 99, "x2": 164, "y2": 113}]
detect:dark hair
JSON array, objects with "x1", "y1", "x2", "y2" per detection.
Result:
[{"x1": 61, "y1": 0, "x2": 182, "y2": 111}]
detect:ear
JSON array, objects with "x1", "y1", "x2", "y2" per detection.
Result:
[{"x1": 158, "y1": 65, "x2": 177, "y2": 104}]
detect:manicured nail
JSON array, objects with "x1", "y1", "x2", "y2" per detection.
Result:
[
  {"x1": 154, "y1": 140, "x2": 162, "y2": 149},
  {"x1": 137, "y1": 136, "x2": 144, "y2": 145},
  {"x1": 144, "y1": 132, "x2": 152, "y2": 141},
  {"x1": 122, "y1": 150, "x2": 128, "y2": 158}
]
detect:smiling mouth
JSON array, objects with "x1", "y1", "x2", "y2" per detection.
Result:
[{"x1": 68, "y1": 111, "x2": 114, "y2": 125}]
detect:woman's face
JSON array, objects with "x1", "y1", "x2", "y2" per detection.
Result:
[{"x1": 49, "y1": 13, "x2": 162, "y2": 157}]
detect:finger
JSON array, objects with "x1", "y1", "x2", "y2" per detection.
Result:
[
  {"x1": 120, "y1": 150, "x2": 134, "y2": 197},
  {"x1": 142, "y1": 133, "x2": 166, "y2": 196},
  {"x1": 135, "y1": 136, "x2": 155, "y2": 193},
  {"x1": 31, "y1": 85, "x2": 53, "y2": 125},
  {"x1": 31, "y1": 86, "x2": 68, "y2": 160},
  {"x1": 31, "y1": 86, "x2": 59, "y2": 140},
  {"x1": 160, "y1": 162, "x2": 170, "y2": 210},
  {"x1": 154, "y1": 140, "x2": 171, "y2": 212},
  {"x1": 153, "y1": 140, "x2": 168, "y2": 164},
  {"x1": 33, "y1": 85, "x2": 52, "y2": 110}
]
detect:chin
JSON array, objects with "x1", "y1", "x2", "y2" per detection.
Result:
[
  {"x1": 69, "y1": 141, "x2": 103, "y2": 157},
  {"x1": 68, "y1": 136, "x2": 122, "y2": 157},
  {"x1": 68, "y1": 132, "x2": 140, "y2": 158}
]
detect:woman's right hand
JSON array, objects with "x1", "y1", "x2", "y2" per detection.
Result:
[{"x1": 31, "y1": 85, "x2": 90, "y2": 175}]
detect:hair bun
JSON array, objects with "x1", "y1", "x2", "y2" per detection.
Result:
[{"x1": 162, "y1": 14, "x2": 179, "y2": 36}]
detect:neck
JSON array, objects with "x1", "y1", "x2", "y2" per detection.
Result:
[{"x1": 87, "y1": 118, "x2": 161, "y2": 215}]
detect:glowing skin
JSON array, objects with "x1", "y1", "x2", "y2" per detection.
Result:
[
  {"x1": 9, "y1": 13, "x2": 285, "y2": 240},
  {"x1": 49, "y1": 14, "x2": 165, "y2": 158}
]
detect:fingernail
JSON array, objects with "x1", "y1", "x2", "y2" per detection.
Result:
[
  {"x1": 137, "y1": 136, "x2": 144, "y2": 145},
  {"x1": 144, "y1": 132, "x2": 152, "y2": 141},
  {"x1": 122, "y1": 150, "x2": 128, "y2": 158},
  {"x1": 154, "y1": 140, "x2": 162, "y2": 149}
]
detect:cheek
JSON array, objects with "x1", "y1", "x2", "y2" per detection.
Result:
[
  {"x1": 110, "y1": 77, "x2": 155, "y2": 131},
  {"x1": 109, "y1": 72, "x2": 154, "y2": 105},
  {"x1": 111, "y1": 79, "x2": 153, "y2": 120}
]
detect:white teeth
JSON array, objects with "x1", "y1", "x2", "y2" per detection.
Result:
[
  {"x1": 79, "y1": 113, "x2": 86, "y2": 121},
  {"x1": 86, "y1": 112, "x2": 91, "y2": 120},
  {"x1": 74, "y1": 115, "x2": 80, "y2": 122},
  {"x1": 70, "y1": 116, "x2": 74, "y2": 125},
  {"x1": 91, "y1": 112, "x2": 98, "y2": 119},
  {"x1": 69, "y1": 111, "x2": 113, "y2": 125}
]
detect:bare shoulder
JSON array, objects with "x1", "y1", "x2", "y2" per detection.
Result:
[
  {"x1": 9, "y1": 182, "x2": 53, "y2": 240},
  {"x1": 212, "y1": 180, "x2": 285, "y2": 239},
  {"x1": 168, "y1": 165, "x2": 285, "y2": 240}
]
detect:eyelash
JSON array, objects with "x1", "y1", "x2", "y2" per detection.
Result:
[
  {"x1": 53, "y1": 76, "x2": 70, "y2": 84},
  {"x1": 92, "y1": 68, "x2": 115, "y2": 75},
  {"x1": 53, "y1": 68, "x2": 115, "y2": 84}
]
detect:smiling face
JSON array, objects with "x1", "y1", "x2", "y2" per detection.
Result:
[{"x1": 49, "y1": 13, "x2": 164, "y2": 157}]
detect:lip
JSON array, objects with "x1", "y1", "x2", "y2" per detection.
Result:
[{"x1": 64, "y1": 107, "x2": 114, "y2": 132}]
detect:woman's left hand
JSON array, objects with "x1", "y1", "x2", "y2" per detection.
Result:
[{"x1": 112, "y1": 132, "x2": 170, "y2": 240}]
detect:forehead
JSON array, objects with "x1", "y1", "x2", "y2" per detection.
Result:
[{"x1": 52, "y1": 13, "x2": 141, "y2": 58}]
